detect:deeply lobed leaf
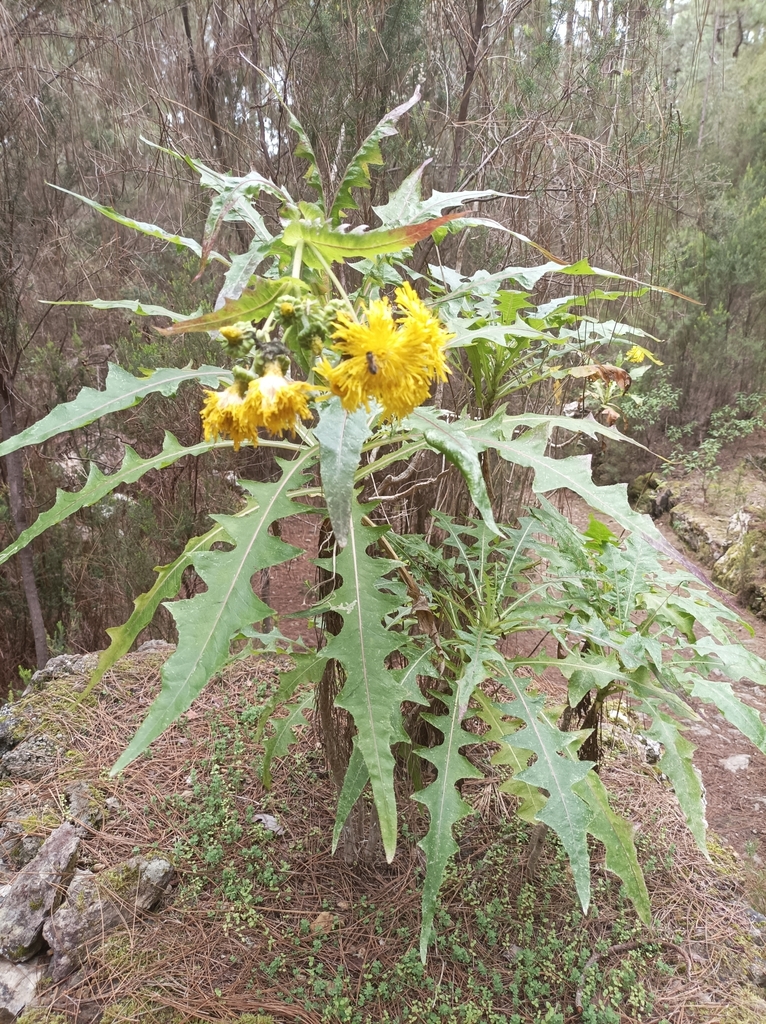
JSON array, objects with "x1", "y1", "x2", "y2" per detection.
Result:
[
  {"x1": 0, "y1": 364, "x2": 231, "y2": 459},
  {"x1": 112, "y1": 452, "x2": 317, "y2": 773}
]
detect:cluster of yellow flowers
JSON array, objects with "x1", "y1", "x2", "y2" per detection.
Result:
[
  {"x1": 201, "y1": 364, "x2": 315, "y2": 450},
  {"x1": 200, "y1": 282, "x2": 452, "y2": 447},
  {"x1": 318, "y1": 282, "x2": 452, "y2": 419},
  {"x1": 624, "y1": 345, "x2": 647, "y2": 365}
]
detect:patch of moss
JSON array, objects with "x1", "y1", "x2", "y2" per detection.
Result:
[
  {"x1": 719, "y1": 987, "x2": 766, "y2": 1024},
  {"x1": 100, "y1": 861, "x2": 141, "y2": 896},
  {"x1": 100, "y1": 997, "x2": 212, "y2": 1024},
  {"x1": 16, "y1": 1011, "x2": 69, "y2": 1024},
  {"x1": 708, "y1": 833, "x2": 741, "y2": 875},
  {"x1": 100, "y1": 999, "x2": 175, "y2": 1024},
  {"x1": 19, "y1": 808, "x2": 62, "y2": 835}
]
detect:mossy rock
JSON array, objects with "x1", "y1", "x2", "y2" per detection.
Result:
[
  {"x1": 670, "y1": 503, "x2": 732, "y2": 566},
  {"x1": 712, "y1": 524, "x2": 766, "y2": 616}
]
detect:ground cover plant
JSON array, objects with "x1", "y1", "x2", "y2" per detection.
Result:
[
  {"x1": 8, "y1": 650, "x2": 761, "y2": 1024},
  {"x1": 3, "y1": 90, "x2": 766, "y2": 974}
]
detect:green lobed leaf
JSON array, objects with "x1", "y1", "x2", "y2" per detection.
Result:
[
  {"x1": 572, "y1": 770, "x2": 650, "y2": 923},
  {"x1": 496, "y1": 663, "x2": 594, "y2": 912},
  {"x1": 283, "y1": 212, "x2": 493, "y2": 263},
  {"x1": 157, "y1": 278, "x2": 306, "y2": 335},
  {"x1": 255, "y1": 650, "x2": 326, "y2": 747},
  {"x1": 0, "y1": 433, "x2": 216, "y2": 567},
  {"x1": 331, "y1": 741, "x2": 370, "y2": 853},
  {"x1": 372, "y1": 160, "x2": 432, "y2": 227},
  {"x1": 256, "y1": 81, "x2": 324, "y2": 204},
  {"x1": 646, "y1": 711, "x2": 708, "y2": 854},
  {"x1": 49, "y1": 184, "x2": 227, "y2": 263},
  {"x1": 372, "y1": 160, "x2": 507, "y2": 229},
  {"x1": 561, "y1": 651, "x2": 624, "y2": 706},
  {"x1": 112, "y1": 452, "x2": 316, "y2": 773},
  {"x1": 262, "y1": 694, "x2": 313, "y2": 789},
  {"x1": 215, "y1": 237, "x2": 274, "y2": 308},
  {"x1": 414, "y1": 683, "x2": 483, "y2": 960},
  {"x1": 694, "y1": 637, "x2": 766, "y2": 682},
  {"x1": 41, "y1": 298, "x2": 199, "y2": 321},
  {"x1": 141, "y1": 136, "x2": 294, "y2": 208},
  {"x1": 0, "y1": 364, "x2": 231, "y2": 458},
  {"x1": 452, "y1": 628, "x2": 502, "y2": 710},
  {"x1": 319, "y1": 502, "x2": 424, "y2": 861},
  {"x1": 600, "y1": 536, "x2": 661, "y2": 627},
  {"x1": 502, "y1": 654, "x2": 630, "y2": 693},
  {"x1": 331, "y1": 640, "x2": 436, "y2": 853},
  {"x1": 331, "y1": 86, "x2": 422, "y2": 222},
  {"x1": 407, "y1": 409, "x2": 499, "y2": 535},
  {"x1": 502, "y1": 412, "x2": 647, "y2": 451},
  {"x1": 428, "y1": 512, "x2": 493, "y2": 604},
  {"x1": 313, "y1": 398, "x2": 371, "y2": 548},
  {"x1": 663, "y1": 588, "x2": 742, "y2": 641},
  {"x1": 689, "y1": 676, "x2": 766, "y2": 752},
  {"x1": 467, "y1": 419, "x2": 657, "y2": 540},
  {"x1": 199, "y1": 175, "x2": 276, "y2": 271},
  {"x1": 475, "y1": 691, "x2": 545, "y2": 824},
  {"x1": 392, "y1": 640, "x2": 440, "y2": 692}
]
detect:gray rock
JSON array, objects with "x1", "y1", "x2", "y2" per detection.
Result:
[
  {"x1": 746, "y1": 907, "x2": 766, "y2": 946},
  {"x1": 636, "y1": 735, "x2": 662, "y2": 764},
  {"x1": 43, "y1": 856, "x2": 174, "y2": 981},
  {"x1": 136, "y1": 639, "x2": 175, "y2": 654},
  {"x1": 0, "y1": 823, "x2": 43, "y2": 870},
  {"x1": 720, "y1": 753, "x2": 751, "y2": 773},
  {"x1": 0, "y1": 959, "x2": 44, "y2": 1023},
  {"x1": 63, "y1": 782, "x2": 104, "y2": 831},
  {"x1": 0, "y1": 822, "x2": 79, "y2": 962},
  {"x1": 670, "y1": 505, "x2": 731, "y2": 566},
  {"x1": 0, "y1": 704, "x2": 27, "y2": 756},
  {"x1": 0, "y1": 735, "x2": 59, "y2": 781},
  {"x1": 29, "y1": 652, "x2": 100, "y2": 687},
  {"x1": 747, "y1": 957, "x2": 766, "y2": 988}
]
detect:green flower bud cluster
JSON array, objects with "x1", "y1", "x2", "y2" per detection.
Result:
[
  {"x1": 220, "y1": 320, "x2": 291, "y2": 380},
  {"x1": 279, "y1": 297, "x2": 346, "y2": 360}
]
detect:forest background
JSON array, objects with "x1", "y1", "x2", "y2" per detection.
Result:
[{"x1": 1, "y1": 0, "x2": 765, "y2": 685}]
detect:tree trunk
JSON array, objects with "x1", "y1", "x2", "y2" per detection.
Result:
[
  {"x1": 697, "y1": 10, "x2": 720, "y2": 151},
  {"x1": 0, "y1": 376, "x2": 49, "y2": 668},
  {"x1": 446, "y1": 0, "x2": 486, "y2": 192}
]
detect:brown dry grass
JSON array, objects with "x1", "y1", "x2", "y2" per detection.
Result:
[{"x1": 4, "y1": 650, "x2": 765, "y2": 1024}]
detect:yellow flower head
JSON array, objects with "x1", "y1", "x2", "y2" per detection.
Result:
[
  {"x1": 624, "y1": 345, "x2": 647, "y2": 364},
  {"x1": 317, "y1": 282, "x2": 452, "y2": 419},
  {"x1": 243, "y1": 363, "x2": 317, "y2": 436},
  {"x1": 219, "y1": 321, "x2": 256, "y2": 347},
  {"x1": 200, "y1": 383, "x2": 251, "y2": 450},
  {"x1": 201, "y1": 366, "x2": 321, "y2": 447}
]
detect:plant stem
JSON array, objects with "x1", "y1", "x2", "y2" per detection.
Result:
[
  {"x1": 311, "y1": 246, "x2": 358, "y2": 320},
  {"x1": 291, "y1": 240, "x2": 304, "y2": 280}
]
